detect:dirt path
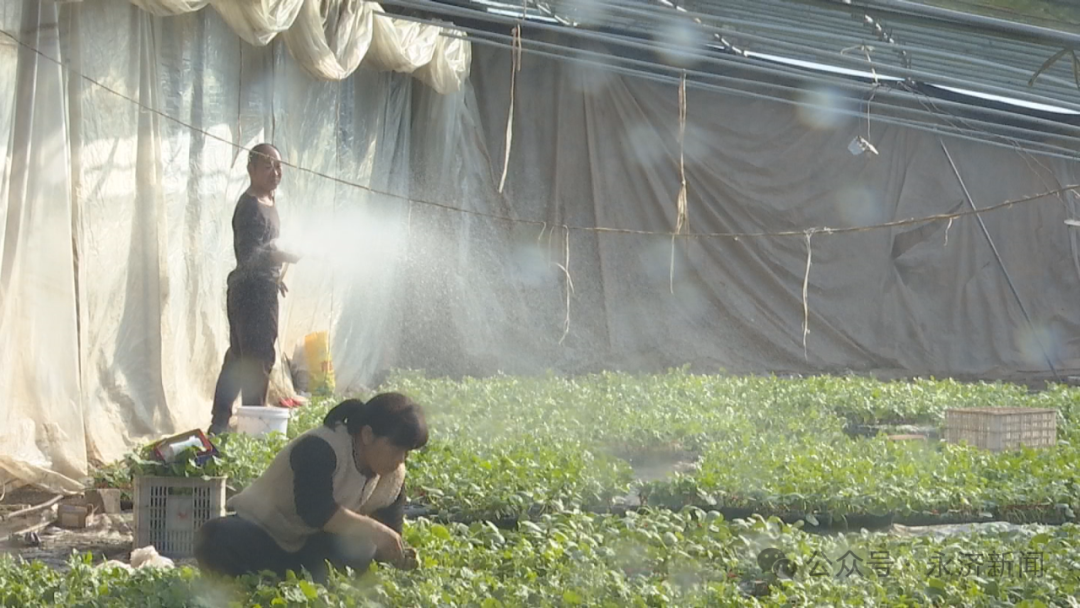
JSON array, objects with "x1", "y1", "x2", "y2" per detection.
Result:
[
  {"x1": 0, "y1": 486, "x2": 199, "y2": 571},
  {"x1": 1, "y1": 514, "x2": 135, "y2": 571}
]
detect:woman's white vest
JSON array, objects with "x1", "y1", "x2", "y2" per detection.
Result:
[{"x1": 227, "y1": 424, "x2": 405, "y2": 552}]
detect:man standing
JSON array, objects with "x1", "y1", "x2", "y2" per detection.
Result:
[{"x1": 209, "y1": 143, "x2": 300, "y2": 436}]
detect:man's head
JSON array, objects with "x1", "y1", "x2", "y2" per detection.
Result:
[{"x1": 247, "y1": 143, "x2": 282, "y2": 195}]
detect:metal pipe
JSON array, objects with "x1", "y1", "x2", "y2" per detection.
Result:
[
  {"x1": 540, "y1": 0, "x2": 1080, "y2": 92},
  {"x1": 531, "y1": 0, "x2": 1077, "y2": 92},
  {"x1": 595, "y1": 0, "x2": 1077, "y2": 90},
  {"x1": 386, "y1": 0, "x2": 889, "y2": 85},
  {"x1": 406, "y1": 17, "x2": 1080, "y2": 161},
  {"x1": 384, "y1": 5, "x2": 1080, "y2": 144},
  {"x1": 881, "y1": 23, "x2": 1079, "y2": 87},
  {"x1": 939, "y1": 139, "x2": 1061, "y2": 382},
  {"x1": 399, "y1": 0, "x2": 1080, "y2": 113},
  {"x1": 757, "y1": 15, "x2": 1079, "y2": 103},
  {"x1": 850, "y1": 0, "x2": 1080, "y2": 48},
  {"x1": 577, "y1": 0, "x2": 1053, "y2": 86},
  {"x1": 506, "y1": 2, "x2": 1080, "y2": 135},
  {"x1": 572, "y1": 0, "x2": 1080, "y2": 106},
  {"x1": 645, "y1": 0, "x2": 1080, "y2": 111},
  {"x1": 425, "y1": 19, "x2": 1080, "y2": 154}
]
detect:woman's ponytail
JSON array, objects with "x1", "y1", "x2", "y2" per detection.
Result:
[
  {"x1": 322, "y1": 393, "x2": 428, "y2": 449},
  {"x1": 323, "y1": 398, "x2": 366, "y2": 432}
]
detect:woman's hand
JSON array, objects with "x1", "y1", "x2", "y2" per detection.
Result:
[
  {"x1": 364, "y1": 519, "x2": 405, "y2": 564},
  {"x1": 325, "y1": 508, "x2": 401, "y2": 561},
  {"x1": 394, "y1": 546, "x2": 419, "y2": 570}
]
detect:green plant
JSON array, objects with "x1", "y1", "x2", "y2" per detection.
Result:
[
  {"x1": 90, "y1": 371, "x2": 1080, "y2": 528},
  {"x1": 5, "y1": 512, "x2": 1080, "y2": 606}
]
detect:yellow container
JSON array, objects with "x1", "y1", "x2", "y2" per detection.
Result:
[{"x1": 303, "y1": 331, "x2": 335, "y2": 396}]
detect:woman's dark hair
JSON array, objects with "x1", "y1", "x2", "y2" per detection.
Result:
[
  {"x1": 247, "y1": 143, "x2": 278, "y2": 168},
  {"x1": 323, "y1": 392, "x2": 428, "y2": 450}
]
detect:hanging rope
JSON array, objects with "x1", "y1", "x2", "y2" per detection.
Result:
[
  {"x1": 556, "y1": 225, "x2": 574, "y2": 344},
  {"x1": 802, "y1": 229, "x2": 815, "y2": 361},
  {"x1": 498, "y1": 24, "x2": 523, "y2": 193},
  {"x1": 234, "y1": 39, "x2": 244, "y2": 167},
  {"x1": 841, "y1": 44, "x2": 880, "y2": 153},
  {"x1": 670, "y1": 71, "x2": 688, "y2": 294}
]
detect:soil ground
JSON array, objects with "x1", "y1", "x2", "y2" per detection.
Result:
[{"x1": 0, "y1": 487, "x2": 197, "y2": 571}]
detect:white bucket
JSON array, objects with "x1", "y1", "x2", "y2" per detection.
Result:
[{"x1": 235, "y1": 406, "x2": 290, "y2": 437}]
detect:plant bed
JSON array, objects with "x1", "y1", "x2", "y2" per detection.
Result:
[
  {"x1": 406, "y1": 498, "x2": 852, "y2": 533},
  {"x1": 88, "y1": 370, "x2": 1080, "y2": 545},
  {"x1": 894, "y1": 510, "x2": 999, "y2": 527},
  {"x1": 607, "y1": 444, "x2": 699, "y2": 467},
  {"x1": 668, "y1": 507, "x2": 892, "y2": 533},
  {"x1": 6, "y1": 511, "x2": 1080, "y2": 606},
  {"x1": 614, "y1": 445, "x2": 701, "y2": 484},
  {"x1": 843, "y1": 422, "x2": 942, "y2": 440},
  {"x1": 405, "y1": 507, "x2": 522, "y2": 530},
  {"x1": 406, "y1": 436, "x2": 635, "y2": 521},
  {"x1": 822, "y1": 511, "x2": 896, "y2": 531},
  {"x1": 996, "y1": 503, "x2": 1076, "y2": 525}
]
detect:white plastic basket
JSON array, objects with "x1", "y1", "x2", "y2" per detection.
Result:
[
  {"x1": 944, "y1": 407, "x2": 1057, "y2": 452},
  {"x1": 133, "y1": 476, "x2": 226, "y2": 558}
]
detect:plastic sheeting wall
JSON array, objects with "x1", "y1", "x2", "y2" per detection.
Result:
[
  {"x1": 396, "y1": 42, "x2": 1080, "y2": 383},
  {"x1": 0, "y1": 0, "x2": 467, "y2": 493},
  {"x1": 0, "y1": 1, "x2": 85, "y2": 493},
  {"x1": 132, "y1": 0, "x2": 472, "y2": 91},
  {"x1": 4, "y1": 4, "x2": 1080, "y2": 493}
]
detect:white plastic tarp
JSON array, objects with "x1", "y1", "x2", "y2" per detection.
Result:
[
  {"x1": 127, "y1": 0, "x2": 472, "y2": 92},
  {"x1": 0, "y1": 0, "x2": 466, "y2": 493},
  {"x1": 395, "y1": 45, "x2": 1080, "y2": 381},
  {"x1": 4, "y1": 2, "x2": 1080, "y2": 496}
]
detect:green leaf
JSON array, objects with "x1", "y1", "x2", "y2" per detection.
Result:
[
  {"x1": 562, "y1": 590, "x2": 584, "y2": 605},
  {"x1": 431, "y1": 524, "x2": 452, "y2": 540},
  {"x1": 298, "y1": 580, "x2": 318, "y2": 600}
]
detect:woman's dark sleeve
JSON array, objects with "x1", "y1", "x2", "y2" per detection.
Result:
[
  {"x1": 371, "y1": 488, "x2": 406, "y2": 534},
  {"x1": 289, "y1": 436, "x2": 340, "y2": 529}
]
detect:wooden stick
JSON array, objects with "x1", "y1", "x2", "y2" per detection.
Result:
[
  {"x1": 0, "y1": 495, "x2": 62, "y2": 522},
  {"x1": 11, "y1": 517, "x2": 54, "y2": 538}
]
